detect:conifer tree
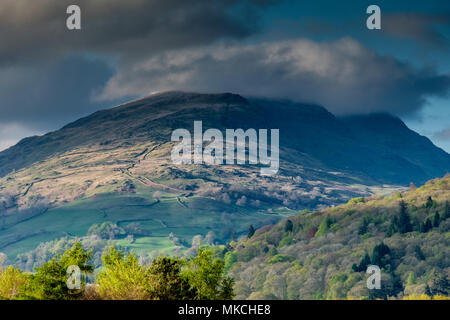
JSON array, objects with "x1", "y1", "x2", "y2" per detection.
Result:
[
  {"x1": 284, "y1": 219, "x2": 293, "y2": 233},
  {"x1": 424, "y1": 196, "x2": 434, "y2": 209},
  {"x1": 247, "y1": 225, "x2": 255, "y2": 239},
  {"x1": 444, "y1": 201, "x2": 450, "y2": 220},
  {"x1": 424, "y1": 218, "x2": 433, "y2": 232},
  {"x1": 398, "y1": 201, "x2": 412, "y2": 233},
  {"x1": 433, "y1": 211, "x2": 440, "y2": 228}
]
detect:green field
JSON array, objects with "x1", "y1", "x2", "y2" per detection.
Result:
[{"x1": 0, "y1": 191, "x2": 289, "y2": 259}]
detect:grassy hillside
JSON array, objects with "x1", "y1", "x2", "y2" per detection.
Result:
[
  {"x1": 226, "y1": 175, "x2": 450, "y2": 299},
  {"x1": 1, "y1": 91, "x2": 449, "y2": 261},
  {"x1": 1, "y1": 189, "x2": 288, "y2": 266}
]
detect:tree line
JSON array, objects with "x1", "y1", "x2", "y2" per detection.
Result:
[{"x1": 0, "y1": 243, "x2": 234, "y2": 300}]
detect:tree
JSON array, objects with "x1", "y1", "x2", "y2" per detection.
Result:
[
  {"x1": 183, "y1": 247, "x2": 234, "y2": 300},
  {"x1": 224, "y1": 252, "x2": 238, "y2": 272},
  {"x1": 424, "y1": 196, "x2": 434, "y2": 209},
  {"x1": 352, "y1": 253, "x2": 371, "y2": 272},
  {"x1": 0, "y1": 266, "x2": 26, "y2": 299},
  {"x1": 147, "y1": 256, "x2": 195, "y2": 300},
  {"x1": 307, "y1": 226, "x2": 318, "y2": 241},
  {"x1": 433, "y1": 211, "x2": 441, "y2": 228},
  {"x1": 96, "y1": 247, "x2": 148, "y2": 300},
  {"x1": 398, "y1": 201, "x2": 412, "y2": 233},
  {"x1": 87, "y1": 222, "x2": 124, "y2": 240},
  {"x1": 316, "y1": 216, "x2": 334, "y2": 236},
  {"x1": 29, "y1": 242, "x2": 93, "y2": 300},
  {"x1": 421, "y1": 218, "x2": 433, "y2": 233},
  {"x1": 427, "y1": 270, "x2": 449, "y2": 296},
  {"x1": 387, "y1": 216, "x2": 398, "y2": 236},
  {"x1": 444, "y1": 201, "x2": 450, "y2": 220},
  {"x1": 284, "y1": 220, "x2": 293, "y2": 233},
  {"x1": 371, "y1": 242, "x2": 390, "y2": 268},
  {"x1": 124, "y1": 222, "x2": 143, "y2": 236},
  {"x1": 247, "y1": 225, "x2": 255, "y2": 239},
  {"x1": 414, "y1": 245, "x2": 425, "y2": 260},
  {"x1": 406, "y1": 272, "x2": 416, "y2": 286},
  {"x1": 358, "y1": 216, "x2": 371, "y2": 235}
]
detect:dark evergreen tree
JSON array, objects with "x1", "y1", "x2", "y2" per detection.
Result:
[
  {"x1": 419, "y1": 222, "x2": 425, "y2": 233},
  {"x1": 443, "y1": 201, "x2": 450, "y2": 220},
  {"x1": 433, "y1": 211, "x2": 441, "y2": 228},
  {"x1": 424, "y1": 196, "x2": 434, "y2": 209},
  {"x1": 358, "y1": 216, "x2": 370, "y2": 235},
  {"x1": 424, "y1": 218, "x2": 433, "y2": 232},
  {"x1": 372, "y1": 242, "x2": 391, "y2": 268},
  {"x1": 387, "y1": 216, "x2": 399, "y2": 236},
  {"x1": 398, "y1": 201, "x2": 412, "y2": 233},
  {"x1": 247, "y1": 225, "x2": 255, "y2": 239},
  {"x1": 352, "y1": 253, "x2": 371, "y2": 272},
  {"x1": 284, "y1": 219, "x2": 293, "y2": 233},
  {"x1": 414, "y1": 245, "x2": 425, "y2": 260},
  {"x1": 147, "y1": 256, "x2": 196, "y2": 300}
]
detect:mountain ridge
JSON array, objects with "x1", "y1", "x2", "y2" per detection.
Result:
[{"x1": 1, "y1": 91, "x2": 448, "y2": 184}]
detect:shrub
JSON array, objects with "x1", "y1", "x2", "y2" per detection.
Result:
[
  {"x1": 268, "y1": 255, "x2": 295, "y2": 264},
  {"x1": 348, "y1": 197, "x2": 365, "y2": 205}
]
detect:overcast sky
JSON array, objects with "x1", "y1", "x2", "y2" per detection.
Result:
[{"x1": 0, "y1": 0, "x2": 449, "y2": 151}]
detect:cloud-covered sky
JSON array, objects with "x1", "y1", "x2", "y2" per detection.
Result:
[
  {"x1": 0, "y1": 0, "x2": 449, "y2": 151},
  {"x1": 96, "y1": 37, "x2": 450, "y2": 116}
]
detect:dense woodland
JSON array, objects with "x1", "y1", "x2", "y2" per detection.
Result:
[{"x1": 225, "y1": 176, "x2": 450, "y2": 300}]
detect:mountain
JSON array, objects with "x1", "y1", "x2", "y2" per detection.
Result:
[
  {"x1": 226, "y1": 175, "x2": 450, "y2": 299},
  {"x1": 0, "y1": 91, "x2": 449, "y2": 260}
]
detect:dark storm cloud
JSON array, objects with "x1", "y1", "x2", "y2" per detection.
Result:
[
  {"x1": 0, "y1": 1, "x2": 449, "y2": 151},
  {"x1": 96, "y1": 38, "x2": 450, "y2": 116},
  {"x1": 0, "y1": 0, "x2": 278, "y2": 64},
  {"x1": 0, "y1": 0, "x2": 279, "y2": 150},
  {"x1": 383, "y1": 12, "x2": 450, "y2": 49},
  {"x1": 0, "y1": 56, "x2": 113, "y2": 127}
]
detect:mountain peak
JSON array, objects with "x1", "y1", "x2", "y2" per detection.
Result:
[{"x1": 117, "y1": 90, "x2": 250, "y2": 108}]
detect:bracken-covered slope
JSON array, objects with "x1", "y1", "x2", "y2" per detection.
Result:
[
  {"x1": 227, "y1": 175, "x2": 450, "y2": 300},
  {"x1": 0, "y1": 91, "x2": 449, "y2": 259}
]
